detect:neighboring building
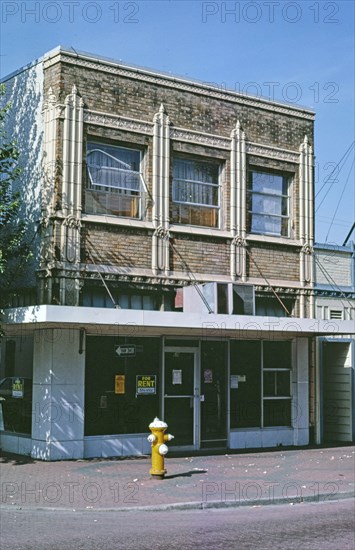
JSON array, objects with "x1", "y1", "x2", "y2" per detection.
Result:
[
  {"x1": 314, "y1": 242, "x2": 355, "y2": 444},
  {"x1": 0, "y1": 47, "x2": 353, "y2": 460}
]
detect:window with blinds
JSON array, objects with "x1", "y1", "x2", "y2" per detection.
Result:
[
  {"x1": 248, "y1": 170, "x2": 291, "y2": 237},
  {"x1": 172, "y1": 157, "x2": 221, "y2": 228},
  {"x1": 85, "y1": 142, "x2": 147, "y2": 219}
]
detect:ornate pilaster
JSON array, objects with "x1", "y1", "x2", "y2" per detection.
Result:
[
  {"x1": 42, "y1": 87, "x2": 57, "y2": 217},
  {"x1": 299, "y1": 135, "x2": 315, "y2": 317},
  {"x1": 59, "y1": 85, "x2": 84, "y2": 305},
  {"x1": 62, "y1": 85, "x2": 84, "y2": 217},
  {"x1": 230, "y1": 121, "x2": 247, "y2": 281},
  {"x1": 39, "y1": 89, "x2": 58, "y2": 303},
  {"x1": 152, "y1": 104, "x2": 171, "y2": 275}
]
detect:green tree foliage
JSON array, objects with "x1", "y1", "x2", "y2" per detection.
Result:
[{"x1": 0, "y1": 84, "x2": 31, "y2": 310}]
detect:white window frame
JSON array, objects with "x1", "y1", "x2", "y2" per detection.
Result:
[
  {"x1": 172, "y1": 157, "x2": 221, "y2": 228},
  {"x1": 86, "y1": 142, "x2": 147, "y2": 219},
  {"x1": 261, "y1": 340, "x2": 292, "y2": 427},
  {"x1": 248, "y1": 170, "x2": 292, "y2": 237}
]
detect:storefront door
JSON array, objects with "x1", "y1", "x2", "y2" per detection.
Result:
[
  {"x1": 200, "y1": 341, "x2": 228, "y2": 448},
  {"x1": 163, "y1": 348, "x2": 199, "y2": 449}
]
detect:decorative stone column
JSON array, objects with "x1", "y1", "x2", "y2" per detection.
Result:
[
  {"x1": 152, "y1": 104, "x2": 171, "y2": 276},
  {"x1": 299, "y1": 135, "x2": 315, "y2": 317},
  {"x1": 60, "y1": 85, "x2": 84, "y2": 305},
  {"x1": 230, "y1": 121, "x2": 247, "y2": 281},
  {"x1": 39, "y1": 88, "x2": 59, "y2": 303}
]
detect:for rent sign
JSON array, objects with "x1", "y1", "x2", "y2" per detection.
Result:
[
  {"x1": 12, "y1": 378, "x2": 24, "y2": 398},
  {"x1": 136, "y1": 375, "x2": 156, "y2": 395}
]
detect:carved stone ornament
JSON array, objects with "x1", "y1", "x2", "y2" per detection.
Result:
[
  {"x1": 55, "y1": 105, "x2": 66, "y2": 119},
  {"x1": 255, "y1": 285, "x2": 298, "y2": 295},
  {"x1": 302, "y1": 244, "x2": 313, "y2": 255},
  {"x1": 247, "y1": 143, "x2": 299, "y2": 164},
  {"x1": 170, "y1": 127, "x2": 230, "y2": 150},
  {"x1": 84, "y1": 110, "x2": 153, "y2": 135},
  {"x1": 82, "y1": 112, "x2": 299, "y2": 163},
  {"x1": 64, "y1": 215, "x2": 82, "y2": 230},
  {"x1": 43, "y1": 87, "x2": 57, "y2": 110},
  {"x1": 232, "y1": 236, "x2": 247, "y2": 247},
  {"x1": 154, "y1": 226, "x2": 170, "y2": 240}
]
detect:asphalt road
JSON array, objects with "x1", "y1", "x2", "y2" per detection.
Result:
[{"x1": 1, "y1": 499, "x2": 354, "y2": 549}]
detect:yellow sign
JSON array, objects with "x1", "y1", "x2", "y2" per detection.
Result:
[
  {"x1": 12, "y1": 378, "x2": 24, "y2": 398},
  {"x1": 115, "y1": 375, "x2": 125, "y2": 394},
  {"x1": 136, "y1": 375, "x2": 156, "y2": 395}
]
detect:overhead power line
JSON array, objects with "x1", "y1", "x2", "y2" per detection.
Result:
[
  {"x1": 325, "y1": 157, "x2": 355, "y2": 242},
  {"x1": 314, "y1": 253, "x2": 354, "y2": 311},
  {"x1": 343, "y1": 222, "x2": 355, "y2": 246},
  {"x1": 315, "y1": 141, "x2": 354, "y2": 207}
]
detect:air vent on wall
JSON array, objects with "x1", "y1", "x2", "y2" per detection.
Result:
[{"x1": 329, "y1": 309, "x2": 343, "y2": 320}]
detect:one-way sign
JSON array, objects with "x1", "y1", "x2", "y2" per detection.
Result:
[{"x1": 115, "y1": 345, "x2": 136, "y2": 357}]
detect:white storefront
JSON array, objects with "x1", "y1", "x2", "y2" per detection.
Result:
[{"x1": 1, "y1": 305, "x2": 353, "y2": 460}]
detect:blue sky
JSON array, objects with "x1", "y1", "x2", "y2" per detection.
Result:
[{"x1": 1, "y1": 0, "x2": 354, "y2": 245}]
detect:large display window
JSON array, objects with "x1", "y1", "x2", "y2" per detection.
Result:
[
  {"x1": 230, "y1": 340, "x2": 292, "y2": 429},
  {"x1": 85, "y1": 337, "x2": 160, "y2": 436}
]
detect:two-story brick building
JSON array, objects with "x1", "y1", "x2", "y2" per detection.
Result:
[{"x1": 1, "y1": 47, "x2": 353, "y2": 460}]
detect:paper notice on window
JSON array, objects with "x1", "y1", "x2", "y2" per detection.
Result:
[
  {"x1": 230, "y1": 375, "x2": 239, "y2": 389},
  {"x1": 172, "y1": 369, "x2": 182, "y2": 385},
  {"x1": 204, "y1": 369, "x2": 213, "y2": 384},
  {"x1": 115, "y1": 375, "x2": 125, "y2": 394}
]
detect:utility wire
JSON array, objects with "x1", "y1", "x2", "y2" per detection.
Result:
[
  {"x1": 314, "y1": 253, "x2": 355, "y2": 311},
  {"x1": 244, "y1": 247, "x2": 291, "y2": 316},
  {"x1": 315, "y1": 141, "x2": 354, "y2": 205},
  {"x1": 85, "y1": 237, "x2": 119, "y2": 309},
  {"x1": 168, "y1": 239, "x2": 214, "y2": 313},
  {"x1": 325, "y1": 157, "x2": 355, "y2": 242},
  {"x1": 343, "y1": 222, "x2": 355, "y2": 246}
]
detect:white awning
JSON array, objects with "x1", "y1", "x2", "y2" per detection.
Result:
[{"x1": 3, "y1": 306, "x2": 355, "y2": 338}]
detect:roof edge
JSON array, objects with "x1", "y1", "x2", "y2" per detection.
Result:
[{"x1": 41, "y1": 46, "x2": 315, "y2": 118}]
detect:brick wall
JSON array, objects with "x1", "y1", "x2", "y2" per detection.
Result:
[
  {"x1": 170, "y1": 234, "x2": 230, "y2": 276},
  {"x1": 42, "y1": 54, "x2": 313, "y2": 291},
  {"x1": 248, "y1": 243, "x2": 300, "y2": 281},
  {"x1": 315, "y1": 249, "x2": 353, "y2": 288},
  {"x1": 44, "y1": 58, "x2": 313, "y2": 151},
  {"x1": 81, "y1": 224, "x2": 151, "y2": 269}
]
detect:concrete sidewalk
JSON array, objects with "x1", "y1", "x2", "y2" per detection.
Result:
[{"x1": 0, "y1": 445, "x2": 354, "y2": 512}]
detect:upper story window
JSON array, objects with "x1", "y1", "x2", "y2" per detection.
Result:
[
  {"x1": 85, "y1": 142, "x2": 147, "y2": 219},
  {"x1": 172, "y1": 157, "x2": 221, "y2": 228},
  {"x1": 248, "y1": 170, "x2": 291, "y2": 237}
]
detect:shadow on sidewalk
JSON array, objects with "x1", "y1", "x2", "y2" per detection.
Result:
[
  {"x1": 0, "y1": 451, "x2": 36, "y2": 466},
  {"x1": 165, "y1": 469, "x2": 208, "y2": 480}
]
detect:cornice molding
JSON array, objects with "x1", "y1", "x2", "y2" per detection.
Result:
[
  {"x1": 170, "y1": 127, "x2": 230, "y2": 150},
  {"x1": 82, "y1": 109, "x2": 301, "y2": 163},
  {"x1": 247, "y1": 143, "x2": 300, "y2": 164},
  {"x1": 44, "y1": 51, "x2": 315, "y2": 120},
  {"x1": 83, "y1": 110, "x2": 153, "y2": 135}
]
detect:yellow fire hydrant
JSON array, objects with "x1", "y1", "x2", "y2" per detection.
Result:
[{"x1": 147, "y1": 417, "x2": 174, "y2": 479}]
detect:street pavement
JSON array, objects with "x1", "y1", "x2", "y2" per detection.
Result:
[{"x1": 0, "y1": 445, "x2": 354, "y2": 512}]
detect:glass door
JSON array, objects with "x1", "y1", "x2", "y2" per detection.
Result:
[
  {"x1": 163, "y1": 349, "x2": 199, "y2": 448},
  {"x1": 200, "y1": 341, "x2": 227, "y2": 448}
]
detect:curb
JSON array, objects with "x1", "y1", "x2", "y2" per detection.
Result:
[{"x1": 1, "y1": 490, "x2": 354, "y2": 513}]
